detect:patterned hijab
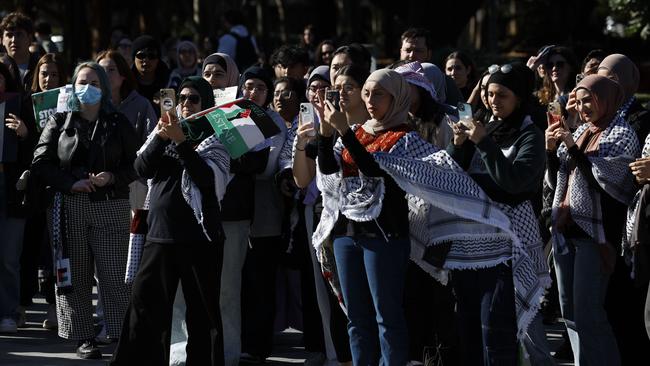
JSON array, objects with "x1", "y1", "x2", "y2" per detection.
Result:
[
  {"x1": 597, "y1": 54, "x2": 639, "y2": 100},
  {"x1": 361, "y1": 69, "x2": 411, "y2": 135}
]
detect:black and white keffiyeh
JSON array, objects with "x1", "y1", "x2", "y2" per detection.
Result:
[
  {"x1": 125, "y1": 129, "x2": 230, "y2": 282},
  {"x1": 314, "y1": 128, "x2": 549, "y2": 339},
  {"x1": 623, "y1": 133, "x2": 650, "y2": 256},
  {"x1": 551, "y1": 114, "x2": 640, "y2": 254}
]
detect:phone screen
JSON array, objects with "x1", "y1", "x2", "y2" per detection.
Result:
[
  {"x1": 160, "y1": 89, "x2": 176, "y2": 118},
  {"x1": 457, "y1": 102, "x2": 473, "y2": 123},
  {"x1": 326, "y1": 90, "x2": 340, "y2": 111},
  {"x1": 299, "y1": 103, "x2": 317, "y2": 136}
]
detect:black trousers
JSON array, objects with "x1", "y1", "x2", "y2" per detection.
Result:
[{"x1": 110, "y1": 241, "x2": 224, "y2": 366}]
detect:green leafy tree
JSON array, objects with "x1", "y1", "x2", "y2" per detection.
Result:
[{"x1": 607, "y1": 0, "x2": 650, "y2": 39}]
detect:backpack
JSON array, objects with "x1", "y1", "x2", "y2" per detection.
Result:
[{"x1": 230, "y1": 32, "x2": 258, "y2": 71}]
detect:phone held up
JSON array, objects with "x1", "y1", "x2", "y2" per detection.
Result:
[
  {"x1": 457, "y1": 102, "x2": 473, "y2": 129},
  {"x1": 325, "y1": 89, "x2": 340, "y2": 111},
  {"x1": 299, "y1": 102, "x2": 317, "y2": 137},
  {"x1": 160, "y1": 88, "x2": 177, "y2": 119},
  {"x1": 548, "y1": 100, "x2": 563, "y2": 126}
]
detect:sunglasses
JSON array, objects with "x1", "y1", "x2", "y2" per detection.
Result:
[
  {"x1": 545, "y1": 61, "x2": 566, "y2": 69},
  {"x1": 178, "y1": 94, "x2": 200, "y2": 104},
  {"x1": 488, "y1": 64, "x2": 512, "y2": 75},
  {"x1": 135, "y1": 51, "x2": 158, "y2": 60}
]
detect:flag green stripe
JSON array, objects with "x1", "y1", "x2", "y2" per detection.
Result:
[{"x1": 205, "y1": 109, "x2": 250, "y2": 158}]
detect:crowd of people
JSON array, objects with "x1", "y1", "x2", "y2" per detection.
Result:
[{"x1": 1, "y1": 8, "x2": 649, "y2": 366}]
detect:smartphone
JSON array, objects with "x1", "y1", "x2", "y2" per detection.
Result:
[
  {"x1": 548, "y1": 101, "x2": 562, "y2": 125},
  {"x1": 575, "y1": 73, "x2": 585, "y2": 85},
  {"x1": 457, "y1": 102, "x2": 473, "y2": 127},
  {"x1": 159, "y1": 88, "x2": 176, "y2": 118},
  {"x1": 325, "y1": 90, "x2": 340, "y2": 111},
  {"x1": 299, "y1": 103, "x2": 316, "y2": 137}
]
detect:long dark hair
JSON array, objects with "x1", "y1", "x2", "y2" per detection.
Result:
[
  {"x1": 30, "y1": 53, "x2": 67, "y2": 93},
  {"x1": 444, "y1": 51, "x2": 476, "y2": 87},
  {"x1": 314, "y1": 39, "x2": 336, "y2": 67}
]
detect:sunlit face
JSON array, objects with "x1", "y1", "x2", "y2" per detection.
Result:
[
  {"x1": 445, "y1": 58, "x2": 471, "y2": 89},
  {"x1": 38, "y1": 62, "x2": 61, "y2": 91},
  {"x1": 583, "y1": 57, "x2": 602, "y2": 76},
  {"x1": 487, "y1": 83, "x2": 517, "y2": 119},
  {"x1": 178, "y1": 86, "x2": 202, "y2": 117},
  {"x1": 307, "y1": 78, "x2": 329, "y2": 104},
  {"x1": 134, "y1": 48, "x2": 159, "y2": 76},
  {"x1": 400, "y1": 37, "x2": 430, "y2": 63},
  {"x1": 98, "y1": 58, "x2": 124, "y2": 93},
  {"x1": 2, "y1": 29, "x2": 30, "y2": 58},
  {"x1": 241, "y1": 78, "x2": 268, "y2": 107},
  {"x1": 333, "y1": 75, "x2": 362, "y2": 111},
  {"x1": 178, "y1": 47, "x2": 197, "y2": 69},
  {"x1": 320, "y1": 44, "x2": 335, "y2": 65},
  {"x1": 203, "y1": 63, "x2": 228, "y2": 89},
  {"x1": 273, "y1": 81, "x2": 299, "y2": 120},
  {"x1": 545, "y1": 54, "x2": 569, "y2": 85},
  {"x1": 330, "y1": 53, "x2": 352, "y2": 82},
  {"x1": 575, "y1": 88, "x2": 602, "y2": 124},
  {"x1": 362, "y1": 81, "x2": 393, "y2": 121}
]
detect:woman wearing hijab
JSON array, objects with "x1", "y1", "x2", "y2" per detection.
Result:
[
  {"x1": 167, "y1": 40, "x2": 202, "y2": 91},
  {"x1": 317, "y1": 68, "x2": 412, "y2": 365},
  {"x1": 202, "y1": 52, "x2": 239, "y2": 90},
  {"x1": 546, "y1": 74, "x2": 640, "y2": 366},
  {"x1": 596, "y1": 53, "x2": 650, "y2": 366},
  {"x1": 448, "y1": 62, "x2": 550, "y2": 365},
  {"x1": 110, "y1": 76, "x2": 230, "y2": 365}
]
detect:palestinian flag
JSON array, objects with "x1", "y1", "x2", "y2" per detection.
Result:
[{"x1": 183, "y1": 98, "x2": 281, "y2": 159}]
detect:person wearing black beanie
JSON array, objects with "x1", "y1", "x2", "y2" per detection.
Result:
[
  {"x1": 446, "y1": 61, "x2": 549, "y2": 365},
  {"x1": 239, "y1": 65, "x2": 274, "y2": 107},
  {"x1": 131, "y1": 35, "x2": 170, "y2": 116}
]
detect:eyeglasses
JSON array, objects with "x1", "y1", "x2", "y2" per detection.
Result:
[
  {"x1": 179, "y1": 94, "x2": 201, "y2": 104},
  {"x1": 308, "y1": 85, "x2": 328, "y2": 94},
  {"x1": 273, "y1": 90, "x2": 294, "y2": 99},
  {"x1": 488, "y1": 64, "x2": 512, "y2": 75},
  {"x1": 545, "y1": 61, "x2": 566, "y2": 69},
  {"x1": 135, "y1": 51, "x2": 158, "y2": 60},
  {"x1": 332, "y1": 84, "x2": 358, "y2": 93},
  {"x1": 242, "y1": 85, "x2": 268, "y2": 93}
]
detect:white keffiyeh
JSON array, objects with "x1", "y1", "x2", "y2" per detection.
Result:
[
  {"x1": 125, "y1": 130, "x2": 230, "y2": 283},
  {"x1": 623, "y1": 133, "x2": 650, "y2": 257},
  {"x1": 314, "y1": 129, "x2": 549, "y2": 339},
  {"x1": 551, "y1": 114, "x2": 639, "y2": 254}
]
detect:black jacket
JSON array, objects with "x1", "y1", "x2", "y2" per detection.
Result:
[{"x1": 32, "y1": 111, "x2": 139, "y2": 201}]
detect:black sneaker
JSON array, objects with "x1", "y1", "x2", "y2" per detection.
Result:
[{"x1": 76, "y1": 339, "x2": 102, "y2": 359}]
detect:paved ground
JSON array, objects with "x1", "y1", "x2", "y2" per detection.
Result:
[{"x1": 1, "y1": 294, "x2": 574, "y2": 365}]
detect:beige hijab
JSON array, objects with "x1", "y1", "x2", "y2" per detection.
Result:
[
  {"x1": 597, "y1": 53, "x2": 639, "y2": 100},
  {"x1": 362, "y1": 69, "x2": 411, "y2": 135},
  {"x1": 202, "y1": 52, "x2": 240, "y2": 87}
]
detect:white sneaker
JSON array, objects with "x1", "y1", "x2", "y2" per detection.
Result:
[
  {"x1": 43, "y1": 304, "x2": 58, "y2": 330},
  {"x1": 0, "y1": 317, "x2": 17, "y2": 333}
]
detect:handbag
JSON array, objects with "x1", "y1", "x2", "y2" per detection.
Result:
[{"x1": 125, "y1": 208, "x2": 148, "y2": 284}]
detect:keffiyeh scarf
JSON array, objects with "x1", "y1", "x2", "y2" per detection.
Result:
[
  {"x1": 551, "y1": 114, "x2": 639, "y2": 254},
  {"x1": 314, "y1": 127, "x2": 549, "y2": 339},
  {"x1": 125, "y1": 129, "x2": 230, "y2": 283},
  {"x1": 623, "y1": 133, "x2": 650, "y2": 258}
]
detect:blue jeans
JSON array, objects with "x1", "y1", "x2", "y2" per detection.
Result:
[
  {"x1": 452, "y1": 263, "x2": 518, "y2": 366},
  {"x1": 333, "y1": 235, "x2": 410, "y2": 366},
  {"x1": 554, "y1": 237, "x2": 620, "y2": 366},
  {"x1": 0, "y1": 171, "x2": 26, "y2": 318}
]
